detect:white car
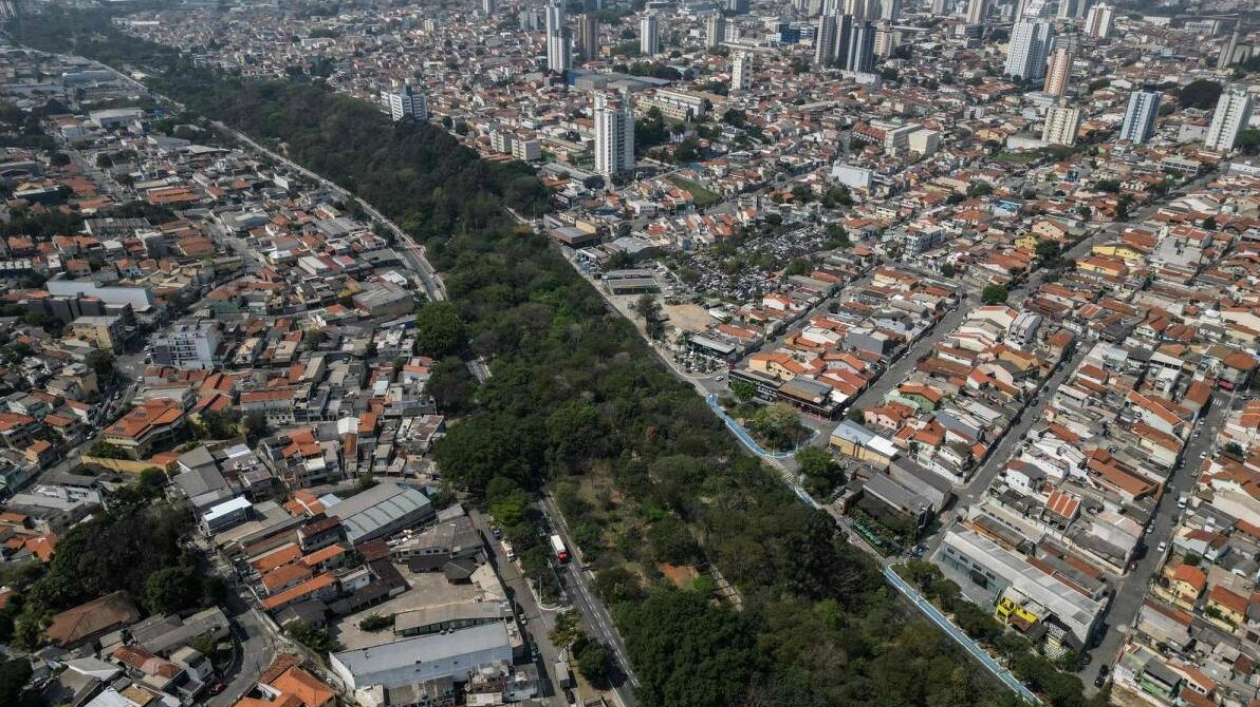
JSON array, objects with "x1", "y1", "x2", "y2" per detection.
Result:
[{"x1": 1157, "y1": 541, "x2": 1167, "y2": 553}]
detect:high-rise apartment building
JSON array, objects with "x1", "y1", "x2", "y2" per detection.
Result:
[
  {"x1": 705, "y1": 15, "x2": 725, "y2": 49},
  {"x1": 731, "y1": 52, "x2": 751, "y2": 91},
  {"x1": 640, "y1": 14, "x2": 660, "y2": 56},
  {"x1": 546, "y1": 1, "x2": 571, "y2": 72},
  {"x1": 965, "y1": 0, "x2": 987, "y2": 26},
  {"x1": 1205, "y1": 87, "x2": 1255, "y2": 152},
  {"x1": 1004, "y1": 19, "x2": 1054, "y2": 80},
  {"x1": 380, "y1": 83, "x2": 428, "y2": 122},
  {"x1": 576, "y1": 15, "x2": 600, "y2": 61},
  {"x1": 815, "y1": 13, "x2": 838, "y2": 66},
  {"x1": 1119, "y1": 88, "x2": 1161, "y2": 144},
  {"x1": 1084, "y1": 3, "x2": 1112, "y2": 39},
  {"x1": 844, "y1": 20, "x2": 876, "y2": 73},
  {"x1": 1043, "y1": 46, "x2": 1071, "y2": 96},
  {"x1": 594, "y1": 92, "x2": 635, "y2": 177},
  {"x1": 874, "y1": 22, "x2": 896, "y2": 57},
  {"x1": 1042, "y1": 104, "x2": 1082, "y2": 146}
]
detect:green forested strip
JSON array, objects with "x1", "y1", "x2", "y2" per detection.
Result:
[{"x1": 15, "y1": 10, "x2": 1099, "y2": 707}]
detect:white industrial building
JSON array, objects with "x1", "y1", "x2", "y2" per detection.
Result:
[{"x1": 330, "y1": 624, "x2": 515, "y2": 690}]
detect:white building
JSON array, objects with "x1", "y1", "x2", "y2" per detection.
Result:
[
  {"x1": 151, "y1": 320, "x2": 222, "y2": 370},
  {"x1": 330, "y1": 624, "x2": 514, "y2": 690},
  {"x1": 1119, "y1": 88, "x2": 1161, "y2": 144},
  {"x1": 1084, "y1": 3, "x2": 1113, "y2": 39},
  {"x1": 545, "y1": 1, "x2": 571, "y2": 72},
  {"x1": 641, "y1": 89, "x2": 707, "y2": 121},
  {"x1": 731, "y1": 52, "x2": 751, "y2": 92},
  {"x1": 512, "y1": 138, "x2": 542, "y2": 162},
  {"x1": 907, "y1": 129, "x2": 941, "y2": 155},
  {"x1": 1042, "y1": 104, "x2": 1082, "y2": 146},
  {"x1": 640, "y1": 14, "x2": 660, "y2": 56},
  {"x1": 380, "y1": 84, "x2": 428, "y2": 122},
  {"x1": 1205, "y1": 87, "x2": 1254, "y2": 153},
  {"x1": 594, "y1": 92, "x2": 634, "y2": 177},
  {"x1": 1004, "y1": 20, "x2": 1054, "y2": 81}
]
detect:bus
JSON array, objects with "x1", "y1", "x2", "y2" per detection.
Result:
[{"x1": 549, "y1": 534, "x2": 569, "y2": 563}]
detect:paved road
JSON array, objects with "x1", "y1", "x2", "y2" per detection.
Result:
[
  {"x1": 918, "y1": 344, "x2": 1089, "y2": 561},
  {"x1": 543, "y1": 495, "x2": 641, "y2": 707},
  {"x1": 1077, "y1": 389, "x2": 1238, "y2": 687},
  {"x1": 208, "y1": 583, "x2": 280, "y2": 707},
  {"x1": 467, "y1": 508, "x2": 568, "y2": 707}
]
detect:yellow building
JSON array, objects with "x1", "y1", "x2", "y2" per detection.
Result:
[
  {"x1": 994, "y1": 590, "x2": 1045, "y2": 632},
  {"x1": 830, "y1": 421, "x2": 898, "y2": 468},
  {"x1": 1091, "y1": 243, "x2": 1146, "y2": 263},
  {"x1": 1076, "y1": 256, "x2": 1129, "y2": 278}
]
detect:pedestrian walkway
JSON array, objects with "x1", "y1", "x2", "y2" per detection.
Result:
[
  {"x1": 883, "y1": 566, "x2": 1041, "y2": 705},
  {"x1": 705, "y1": 394, "x2": 814, "y2": 459}
]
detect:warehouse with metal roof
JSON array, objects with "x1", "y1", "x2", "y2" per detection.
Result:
[{"x1": 325, "y1": 481, "x2": 434, "y2": 546}]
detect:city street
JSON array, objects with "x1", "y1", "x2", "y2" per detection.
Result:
[
  {"x1": 208, "y1": 586, "x2": 280, "y2": 707},
  {"x1": 543, "y1": 495, "x2": 642, "y2": 707},
  {"x1": 1077, "y1": 389, "x2": 1238, "y2": 688},
  {"x1": 467, "y1": 508, "x2": 569, "y2": 707}
]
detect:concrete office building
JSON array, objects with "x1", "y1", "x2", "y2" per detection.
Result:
[
  {"x1": 593, "y1": 92, "x2": 634, "y2": 177},
  {"x1": 815, "y1": 13, "x2": 838, "y2": 66},
  {"x1": 1005, "y1": 20, "x2": 1054, "y2": 81},
  {"x1": 1205, "y1": 87, "x2": 1254, "y2": 152},
  {"x1": 1119, "y1": 88, "x2": 1161, "y2": 144},
  {"x1": 151, "y1": 320, "x2": 222, "y2": 370}
]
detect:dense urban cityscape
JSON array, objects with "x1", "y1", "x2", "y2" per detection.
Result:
[{"x1": 0, "y1": 0, "x2": 1255, "y2": 706}]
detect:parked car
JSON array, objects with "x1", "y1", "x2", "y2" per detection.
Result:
[{"x1": 1094, "y1": 665, "x2": 1109, "y2": 688}]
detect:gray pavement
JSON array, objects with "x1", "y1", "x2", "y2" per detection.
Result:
[
  {"x1": 207, "y1": 583, "x2": 279, "y2": 707},
  {"x1": 467, "y1": 508, "x2": 569, "y2": 707},
  {"x1": 1077, "y1": 389, "x2": 1239, "y2": 687},
  {"x1": 542, "y1": 495, "x2": 641, "y2": 707}
]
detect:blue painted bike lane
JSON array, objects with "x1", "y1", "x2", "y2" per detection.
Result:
[
  {"x1": 705, "y1": 394, "x2": 809, "y2": 460},
  {"x1": 884, "y1": 566, "x2": 1041, "y2": 705}
]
